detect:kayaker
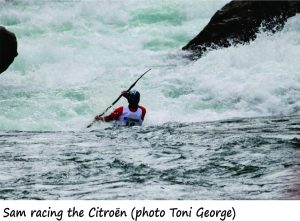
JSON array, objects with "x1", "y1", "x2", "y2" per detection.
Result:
[{"x1": 94, "y1": 90, "x2": 146, "y2": 126}]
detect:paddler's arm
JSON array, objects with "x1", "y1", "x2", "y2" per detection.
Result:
[
  {"x1": 94, "y1": 92, "x2": 128, "y2": 122},
  {"x1": 94, "y1": 115, "x2": 115, "y2": 122},
  {"x1": 95, "y1": 106, "x2": 124, "y2": 122}
]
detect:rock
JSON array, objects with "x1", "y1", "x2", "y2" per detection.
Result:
[
  {"x1": 182, "y1": 0, "x2": 300, "y2": 58},
  {"x1": 0, "y1": 26, "x2": 18, "y2": 74}
]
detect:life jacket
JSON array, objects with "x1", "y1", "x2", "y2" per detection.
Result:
[{"x1": 118, "y1": 106, "x2": 143, "y2": 126}]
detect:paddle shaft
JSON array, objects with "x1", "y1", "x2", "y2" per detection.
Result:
[{"x1": 87, "y1": 68, "x2": 151, "y2": 128}]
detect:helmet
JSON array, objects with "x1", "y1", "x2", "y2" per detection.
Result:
[{"x1": 127, "y1": 90, "x2": 140, "y2": 105}]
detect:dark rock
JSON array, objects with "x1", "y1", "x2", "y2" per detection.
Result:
[
  {"x1": 0, "y1": 26, "x2": 18, "y2": 74},
  {"x1": 182, "y1": 1, "x2": 300, "y2": 58}
]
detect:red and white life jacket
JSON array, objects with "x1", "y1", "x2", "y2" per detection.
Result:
[{"x1": 118, "y1": 106, "x2": 143, "y2": 126}]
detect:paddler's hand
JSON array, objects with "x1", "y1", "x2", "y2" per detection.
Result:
[
  {"x1": 95, "y1": 115, "x2": 104, "y2": 121},
  {"x1": 121, "y1": 91, "x2": 129, "y2": 98}
]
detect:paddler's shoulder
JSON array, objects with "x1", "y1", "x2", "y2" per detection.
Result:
[{"x1": 138, "y1": 105, "x2": 146, "y2": 113}]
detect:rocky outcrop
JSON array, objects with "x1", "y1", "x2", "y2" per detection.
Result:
[
  {"x1": 0, "y1": 26, "x2": 18, "y2": 74},
  {"x1": 182, "y1": 1, "x2": 300, "y2": 58}
]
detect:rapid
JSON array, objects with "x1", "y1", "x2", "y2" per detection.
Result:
[{"x1": 0, "y1": 0, "x2": 300, "y2": 199}]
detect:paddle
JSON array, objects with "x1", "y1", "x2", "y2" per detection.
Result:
[{"x1": 86, "y1": 68, "x2": 151, "y2": 128}]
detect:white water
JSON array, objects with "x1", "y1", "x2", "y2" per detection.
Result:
[{"x1": 1, "y1": 0, "x2": 300, "y2": 131}]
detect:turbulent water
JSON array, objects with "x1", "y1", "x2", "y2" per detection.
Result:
[{"x1": 1, "y1": 0, "x2": 300, "y2": 199}]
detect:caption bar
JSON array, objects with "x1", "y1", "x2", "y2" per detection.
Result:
[{"x1": 0, "y1": 201, "x2": 299, "y2": 221}]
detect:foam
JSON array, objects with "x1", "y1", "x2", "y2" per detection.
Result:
[{"x1": 1, "y1": 0, "x2": 299, "y2": 130}]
